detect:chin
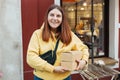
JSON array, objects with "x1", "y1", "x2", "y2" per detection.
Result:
[{"x1": 51, "y1": 25, "x2": 59, "y2": 28}]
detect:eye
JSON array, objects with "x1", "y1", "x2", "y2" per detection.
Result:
[
  {"x1": 50, "y1": 13, "x2": 54, "y2": 17},
  {"x1": 56, "y1": 14, "x2": 62, "y2": 18}
]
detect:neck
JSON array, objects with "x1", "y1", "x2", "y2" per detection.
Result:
[{"x1": 51, "y1": 28, "x2": 57, "y2": 34}]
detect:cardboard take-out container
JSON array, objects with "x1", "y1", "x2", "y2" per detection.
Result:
[{"x1": 61, "y1": 51, "x2": 83, "y2": 71}]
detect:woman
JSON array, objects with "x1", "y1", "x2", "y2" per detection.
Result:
[{"x1": 27, "y1": 4, "x2": 89, "y2": 80}]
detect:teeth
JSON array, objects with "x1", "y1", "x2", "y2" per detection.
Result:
[
  {"x1": 55, "y1": 20, "x2": 58, "y2": 23},
  {"x1": 51, "y1": 20, "x2": 58, "y2": 23}
]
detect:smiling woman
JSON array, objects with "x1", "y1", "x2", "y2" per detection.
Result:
[{"x1": 26, "y1": 4, "x2": 89, "y2": 80}]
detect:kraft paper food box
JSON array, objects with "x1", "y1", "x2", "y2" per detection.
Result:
[{"x1": 61, "y1": 51, "x2": 82, "y2": 71}]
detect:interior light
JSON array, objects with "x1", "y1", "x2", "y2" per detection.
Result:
[
  {"x1": 71, "y1": 8, "x2": 74, "y2": 11},
  {"x1": 80, "y1": 7, "x2": 84, "y2": 10},
  {"x1": 83, "y1": 2, "x2": 87, "y2": 6}
]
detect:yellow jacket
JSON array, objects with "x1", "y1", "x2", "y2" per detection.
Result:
[{"x1": 27, "y1": 27, "x2": 89, "y2": 80}]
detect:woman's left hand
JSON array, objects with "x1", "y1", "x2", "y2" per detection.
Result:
[{"x1": 75, "y1": 59, "x2": 86, "y2": 71}]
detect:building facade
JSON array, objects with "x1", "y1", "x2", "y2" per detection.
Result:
[{"x1": 0, "y1": 0, "x2": 120, "y2": 80}]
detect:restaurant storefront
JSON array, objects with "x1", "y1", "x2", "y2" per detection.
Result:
[{"x1": 21, "y1": 0, "x2": 120, "y2": 80}]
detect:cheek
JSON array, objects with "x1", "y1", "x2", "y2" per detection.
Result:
[
  {"x1": 47, "y1": 18, "x2": 51, "y2": 24},
  {"x1": 47, "y1": 16, "x2": 51, "y2": 21},
  {"x1": 59, "y1": 18, "x2": 62, "y2": 24}
]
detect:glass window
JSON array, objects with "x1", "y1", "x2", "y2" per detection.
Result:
[{"x1": 61, "y1": 0, "x2": 105, "y2": 57}]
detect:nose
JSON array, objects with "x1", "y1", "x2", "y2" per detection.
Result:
[
  {"x1": 53, "y1": 15, "x2": 57, "y2": 20},
  {"x1": 53, "y1": 16, "x2": 58, "y2": 22}
]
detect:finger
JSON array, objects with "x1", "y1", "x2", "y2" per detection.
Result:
[
  {"x1": 60, "y1": 68, "x2": 68, "y2": 72},
  {"x1": 63, "y1": 67, "x2": 69, "y2": 71},
  {"x1": 60, "y1": 70, "x2": 64, "y2": 73},
  {"x1": 75, "y1": 64, "x2": 80, "y2": 70},
  {"x1": 76, "y1": 59, "x2": 80, "y2": 61}
]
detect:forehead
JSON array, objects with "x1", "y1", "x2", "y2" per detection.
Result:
[{"x1": 48, "y1": 8, "x2": 62, "y2": 15}]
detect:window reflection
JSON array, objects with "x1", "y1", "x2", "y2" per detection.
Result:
[{"x1": 61, "y1": 0, "x2": 105, "y2": 57}]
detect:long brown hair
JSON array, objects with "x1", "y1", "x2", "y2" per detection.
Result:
[{"x1": 42, "y1": 4, "x2": 72, "y2": 45}]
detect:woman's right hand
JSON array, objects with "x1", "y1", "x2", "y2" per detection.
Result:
[{"x1": 53, "y1": 66, "x2": 69, "y2": 73}]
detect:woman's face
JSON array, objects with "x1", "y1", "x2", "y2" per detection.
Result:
[{"x1": 48, "y1": 8, "x2": 62, "y2": 29}]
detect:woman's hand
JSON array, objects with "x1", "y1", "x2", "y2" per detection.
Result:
[
  {"x1": 75, "y1": 59, "x2": 86, "y2": 71},
  {"x1": 53, "y1": 66, "x2": 69, "y2": 73}
]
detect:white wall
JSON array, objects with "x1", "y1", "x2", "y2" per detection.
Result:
[
  {"x1": 54, "y1": 0, "x2": 60, "y2": 5},
  {"x1": 0, "y1": 0, "x2": 23, "y2": 80},
  {"x1": 109, "y1": 0, "x2": 119, "y2": 66}
]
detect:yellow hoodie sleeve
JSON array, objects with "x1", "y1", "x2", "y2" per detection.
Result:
[
  {"x1": 26, "y1": 30, "x2": 54, "y2": 73},
  {"x1": 71, "y1": 32, "x2": 89, "y2": 63}
]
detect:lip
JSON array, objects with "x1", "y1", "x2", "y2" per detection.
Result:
[
  {"x1": 48, "y1": 19, "x2": 61, "y2": 28},
  {"x1": 50, "y1": 22, "x2": 58, "y2": 26},
  {"x1": 49, "y1": 21, "x2": 60, "y2": 27},
  {"x1": 51, "y1": 20, "x2": 59, "y2": 23}
]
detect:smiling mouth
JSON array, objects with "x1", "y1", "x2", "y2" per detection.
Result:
[{"x1": 51, "y1": 20, "x2": 59, "y2": 23}]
